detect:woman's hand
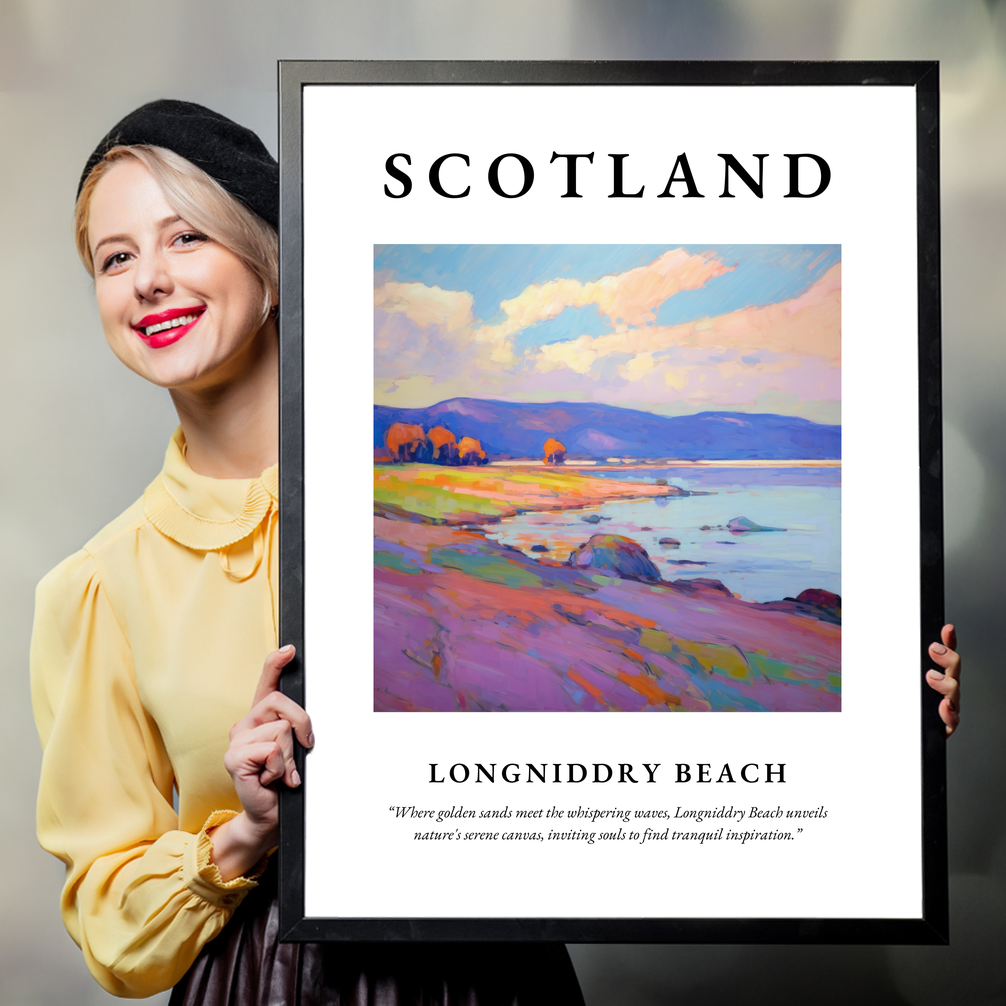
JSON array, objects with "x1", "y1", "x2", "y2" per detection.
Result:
[
  {"x1": 926, "y1": 624, "x2": 961, "y2": 738},
  {"x1": 209, "y1": 645, "x2": 314, "y2": 881}
]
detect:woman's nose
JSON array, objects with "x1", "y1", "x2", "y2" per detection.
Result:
[{"x1": 133, "y1": 249, "x2": 173, "y2": 302}]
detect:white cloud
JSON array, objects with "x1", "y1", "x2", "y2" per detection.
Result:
[
  {"x1": 531, "y1": 262, "x2": 841, "y2": 374},
  {"x1": 374, "y1": 281, "x2": 473, "y2": 332}
]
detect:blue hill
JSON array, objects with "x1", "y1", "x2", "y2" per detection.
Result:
[{"x1": 374, "y1": 398, "x2": 840, "y2": 461}]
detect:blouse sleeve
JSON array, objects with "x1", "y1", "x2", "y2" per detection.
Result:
[{"x1": 30, "y1": 549, "x2": 262, "y2": 998}]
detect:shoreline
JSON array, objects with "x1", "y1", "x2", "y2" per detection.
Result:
[
  {"x1": 374, "y1": 463, "x2": 685, "y2": 527},
  {"x1": 489, "y1": 459, "x2": 841, "y2": 469}
]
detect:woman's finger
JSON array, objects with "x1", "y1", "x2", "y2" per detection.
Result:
[
  {"x1": 939, "y1": 698, "x2": 961, "y2": 737},
  {"x1": 224, "y1": 739, "x2": 287, "y2": 787},
  {"x1": 928, "y1": 641, "x2": 961, "y2": 681},
  {"x1": 925, "y1": 669, "x2": 959, "y2": 704},
  {"x1": 926, "y1": 668, "x2": 960, "y2": 737},
  {"x1": 244, "y1": 690, "x2": 313, "y2": 748},
  {"x1": 233, "y1": 719, "x2": 300, "y2": 788},
  {"x1": 941, "y1": 623, "x2": 957, "y2": 653},
  {"x1": 252, "y1": 644, "x2": 296, "y2": 707},
  {"x1": 256, "y1": 742, "x2": 287, "y2": 787}
]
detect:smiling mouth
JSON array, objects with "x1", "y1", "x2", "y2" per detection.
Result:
[
  {"x1": 132, "y1": 307, "x2": 207, "y2": 349},
  {"x1": 135, "y1": 307, "x2": 206, "y2": 338}
]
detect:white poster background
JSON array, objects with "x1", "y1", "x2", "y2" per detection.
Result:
[{"x1": 301, "y1": 84, "x2": 920, "y2": 920}]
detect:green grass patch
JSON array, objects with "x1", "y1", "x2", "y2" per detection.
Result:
[
  {"x1": 431, "y1": 548, "x2": 545, "y2": 589},
  {"x1": 376, "y1": 463, "x2": 599, "y2": 493},
  {"x1": 748, "y1": 652, "x2": 802, "y2": 683},
  {"x1": 374, "y1": 464, "x2": 610, "y2": 520},
  {"x1": 374, "y1": 550, "x2": 423, "y2": 575},
  {"x1": 374, "y1": 475, "x2": 505, "y2": 520}
]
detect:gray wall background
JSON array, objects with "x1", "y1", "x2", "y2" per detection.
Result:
[{"x1": 1, "y1": 2, "x2": 1003, "y2": 1003}]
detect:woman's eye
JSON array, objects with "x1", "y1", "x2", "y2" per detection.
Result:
[
  {"x1": 101, "y1": 251, "x2": 132, "y2": 273},
  {"x1": 173, "y1": 231, "x2": 208, "y2": 248}
]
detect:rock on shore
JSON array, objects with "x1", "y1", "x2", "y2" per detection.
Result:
[
  {"x1": 566, "y1": 534, "x2": 662, "y2": 583},
  {"x1": 728, "y1": 516, "x2": 785, "y2": 533}
]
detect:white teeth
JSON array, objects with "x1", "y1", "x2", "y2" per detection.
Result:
[{"x1": 142, "y1": 313, "x2": 199, "y2": 337}]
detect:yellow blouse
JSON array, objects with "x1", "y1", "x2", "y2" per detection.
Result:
[{"x1": 31, "y1": 428, "x2": 279, "y2": 998}]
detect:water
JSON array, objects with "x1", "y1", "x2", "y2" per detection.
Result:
[{"x1": 483, "y1": 466, "x2": 840, "y2": 603}]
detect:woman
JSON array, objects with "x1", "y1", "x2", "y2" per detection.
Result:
[
  {"x1": 33, "y1": 99, "x2": 964, "y2": 1003},
  {"x1": 31, "y1": 100, "x2": 586, "y2": 1003}
]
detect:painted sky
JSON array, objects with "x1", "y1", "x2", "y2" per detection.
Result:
[{"x1": 374, "y1": 245, "x2": 841, "y2": 424}]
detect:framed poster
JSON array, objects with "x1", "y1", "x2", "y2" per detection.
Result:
[{"x1": 277, "y1": 61, "x2": 946, "y2": 943}]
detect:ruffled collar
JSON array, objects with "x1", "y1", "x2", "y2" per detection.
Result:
[{"x1": 143, "y1": 428, "x2": 278, "y2": 551}]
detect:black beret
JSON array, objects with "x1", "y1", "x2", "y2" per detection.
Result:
[{"x1": 77, "y1": 99, "x2": 278, "y2": 228}]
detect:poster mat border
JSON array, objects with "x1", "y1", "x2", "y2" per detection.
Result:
[{"x1": 277, "y1": 59, "x2": 946, "y2": 945}]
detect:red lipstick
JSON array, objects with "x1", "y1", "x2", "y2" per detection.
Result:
[{"x1": 132, "y1": 306, "x2": 206, "y2": 349}]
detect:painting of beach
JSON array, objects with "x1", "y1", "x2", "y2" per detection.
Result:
[{"x1": 374, "y1": 245, "x2": 841, "y2": 712}]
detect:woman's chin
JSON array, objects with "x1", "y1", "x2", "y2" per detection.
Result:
[
  {"x1": 124, "y1": 353, "x2": 220, "y2": 392},
  {"x1": 110, "y1": 322, "x2": 272, "y2": 395}
]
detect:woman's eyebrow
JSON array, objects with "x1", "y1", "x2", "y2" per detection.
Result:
[
  {"x1": 92, "y1": 232, "x2": 133, "y2": 256},
  {"x1": 92, "y1": 216, "x2": 185, "y2": 257}
]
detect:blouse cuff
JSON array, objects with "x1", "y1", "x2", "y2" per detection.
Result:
[{"x1": 183, "y1": 810, "x2": 269, "y2": 909}]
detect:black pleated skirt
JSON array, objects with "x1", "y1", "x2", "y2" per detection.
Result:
[{"x1": 169, "y1": 869, "x2": 585, "y2": 1006}]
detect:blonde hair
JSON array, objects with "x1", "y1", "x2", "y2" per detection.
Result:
[{"x1": 75, "y1": 145, "x2": 278, "y2": 323}]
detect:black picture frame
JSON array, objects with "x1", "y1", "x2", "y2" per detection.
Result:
[{"x1": 277, "y1": 60, "x2": 945, "y2": 944}]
